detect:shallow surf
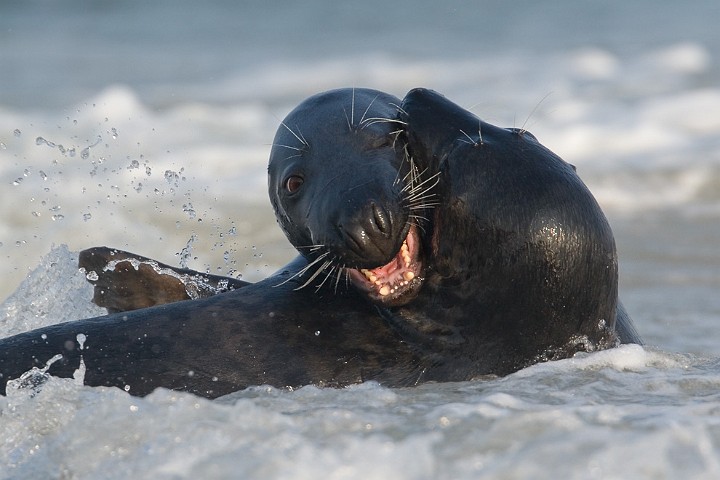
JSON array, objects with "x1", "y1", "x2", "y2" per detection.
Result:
[{"x1": 2, "y1": 1, "x2": 720, "y2": 477}]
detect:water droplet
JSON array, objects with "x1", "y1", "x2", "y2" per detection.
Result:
[
  {"x1": 83, "y1": 213, "x2": 92, "y2": 221},
  {"x1": 41, "y1": 333, "x2": 47, "y2": 340},
  {"x1": 145, "y1": 166, "x2": 152, "y2": 176},
  {"x1": 127, "y1": 159, "x2": 139, "y2": 170},
  {"x1": 0, "y1": 142, "x2": 6, "y2": 149},
  {"x1": 39, "y1": 170, "x2": 47, "y2": 181},
  {"x1": 111, "y1": 127, "x2": 118, "y2": 139},
  {"x1": 85, "y1": 270, "x2": 99, "y2": 281},
  {"x1": 35, "y1": 136, "x2": 56, "y2": 148},
  {"x1": 51, "y1": 214, "x2": 65, "y2": 221},
  {"x1": 177, "y1": 234, "x2": 197, "y2": 269},
  {"x1": 12, "y1": 177, "x2": 22, "y2": 186},
  {"x1": 183, "y1": 203, "x2": 196, "y2": 219},
  {"x1": 80, "y1": 147, "x2": 90, "y2": 159},
  {"x1": 124, "y1": 385, "x2": 131, "y2": 392},
  {"x1": 129, "y1": 405, "x2": 139, "y2": 412},
  {"x1": 76, "y1": 333, "x2": 87, "y2": 350},
  {"x1": 31, "y1": 211, "x2": 41, "y2": 217},
  {"x1": 164, "y1": 170, "x2": 179, "y2": 186},
  {"x1": 315, "y1": 330, "x2": 321, "y2": 336},
  {"x1": 13, "y1": 129, "x2": 21, "y2": 137}
]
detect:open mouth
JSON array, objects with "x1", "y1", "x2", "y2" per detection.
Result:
[{"x1": 346, "y1": 224, "x2": 424, "y2": 307}]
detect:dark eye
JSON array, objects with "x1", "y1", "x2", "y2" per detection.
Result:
[{"x1": 285, "y1": 175, "x2": 304, "y2": 194}]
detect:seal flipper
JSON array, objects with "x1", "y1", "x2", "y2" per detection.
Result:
[{"x1": 79, "y1": 247, "x2": 250, "y2": 313}]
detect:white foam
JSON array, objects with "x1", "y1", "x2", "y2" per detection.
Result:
[
  {"x1": 0, "y1": 245, "x2": 106, "y2": 339},
  {"x1": 524, "y1": 343, "x2": 688, "y2": 373},
  {"x1": 4, "y1": 355, "x2": 720, "y2": 479}
]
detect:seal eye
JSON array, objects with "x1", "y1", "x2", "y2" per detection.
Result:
[{"x1": 285, "y1": 175, "x2": 304, "y2": 194}]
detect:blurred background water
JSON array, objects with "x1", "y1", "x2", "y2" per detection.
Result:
[{"x1": 2, "y1": 1, "x2": 720, "y2": 478}]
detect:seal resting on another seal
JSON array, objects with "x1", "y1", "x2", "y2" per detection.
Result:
[
  {"x1": 397, "y1": 88, "x2": 640, "y2": 352},
  {"x1": 0, "y1": 88, "x2": 641, "y2": 398}
]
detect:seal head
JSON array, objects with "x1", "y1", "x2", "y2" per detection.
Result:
[
  {"x1": 399, "y1": 88, "x2": 621, "y2": 358},
  {"x1": 268, "y1": 88, "x2": 429, "y2": 306}
]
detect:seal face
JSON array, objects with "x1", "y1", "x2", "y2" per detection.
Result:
[{"x1": 267, "y1": 88, "x2": 430, "y2": 307}]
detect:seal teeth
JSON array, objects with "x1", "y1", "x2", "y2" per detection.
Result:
[
  {"x1": 400, "y1": 240, "x2": 411, "y2": 267},
  {"x1": 357, "y1": 235, "x2": 416, "y2": 299},
  {"x1": 361, "y1": 269, "x2": 378, "y2": 282}
]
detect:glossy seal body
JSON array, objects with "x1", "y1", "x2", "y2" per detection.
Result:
[{"x1": 394, "y1": 88, "x2": 633, "y2": 372}]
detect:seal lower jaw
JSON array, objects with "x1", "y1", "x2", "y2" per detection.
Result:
[{"x1": 346, "y1": 225, "x2": 424, "y2": 307}]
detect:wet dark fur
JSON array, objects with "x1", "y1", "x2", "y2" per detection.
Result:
[{"x1": 0, "y1": 88, "x2": 641, "y2": 397}]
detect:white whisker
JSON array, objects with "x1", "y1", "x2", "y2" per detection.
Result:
[
  {"x1": 458, "y1": 129, "x2": 480, "y2": 147},
  {"x1": 279, "y1": 121, "x2": 309, "y2": 147},
  {"x1": 295, "y1": 260, "x2": 332, "y2": 291},
  {"x1": 343, "y1": 107, "x2": 352, "y2": 132},
  {"x1": 315, "y1": 264, "x2": 337, "y2": 292},
  {"x1": 351, "y1": 87, "x2": 356, "y2": 129},
  {"x1": 333, "y1": 264, "x2": 345, "y2": 294},
  {"x1": 359, "y1": 94, "x2": 379, "y2": 126},
  {"x1": 272, "y1": 143, "x2": 305, "y2": 152},
  {"x1": 521, "y1": 91, "x2": 552, "y2": 134},
  {"x1": 360, "y1": 117, "x2": 408, "y2": 129},
  {"x1": 272, "y1": 251, "x2": 329, "y2": 287},
  {"x1": 389, "y1": 103, "x2": 407, "y2": 116}
]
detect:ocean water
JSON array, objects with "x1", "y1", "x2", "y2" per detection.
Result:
[{"x1": 2, "y1": 1, "x2": 720, "y2": 478}]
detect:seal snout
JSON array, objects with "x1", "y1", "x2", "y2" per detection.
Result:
[{"x1": 336, "y1": 200, "x2": 405, "y2": 269}]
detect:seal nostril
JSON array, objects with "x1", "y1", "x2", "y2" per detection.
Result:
[{"x1": 371, "y1": 203, "x2": 391, "y2": 236}]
